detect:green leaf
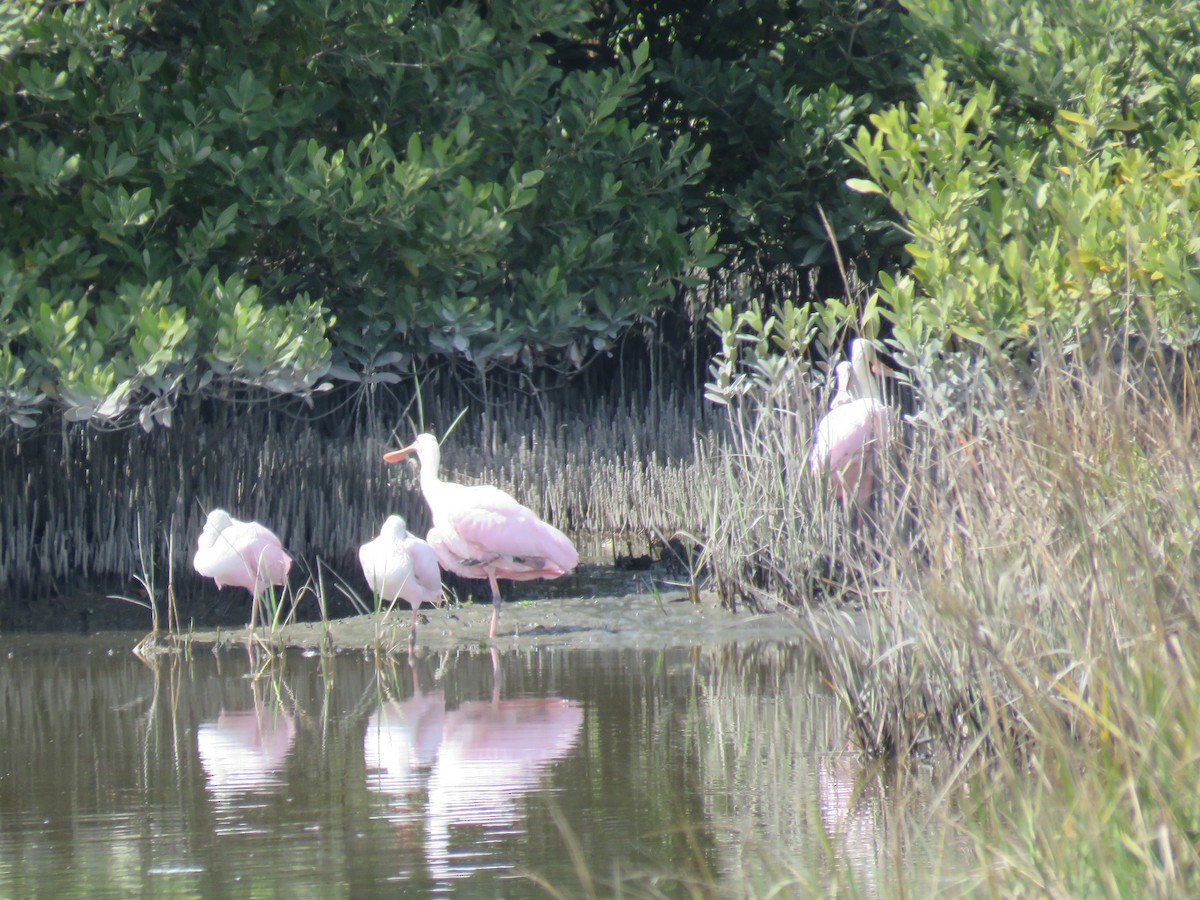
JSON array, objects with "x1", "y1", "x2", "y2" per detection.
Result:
[
  {"x1": 632, "y1": 39, "x2": 650, "y2": 68},
  {"x1": 845, "y1": 178, "x2": 884, "y2": 195}
]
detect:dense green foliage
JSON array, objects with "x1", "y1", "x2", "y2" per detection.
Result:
[
  {"x1": 8, "y1": 0, "x2": 1199, "y2": 434},
  {"x1": 0, "y1": 0, "x2": 720, "y2": 432},
  {"x1": 852, "y1": 0, "x2": 1200, "y2": 363},
  {"x1": 706, "y1": 0, "x2": 1200, "y2": 411},
  {"x1": 0, "y1": 0, "x2": 922, "y2": 434},
  {"x1": 597, "y1": 0, "x2": 913, "y2": 273}
]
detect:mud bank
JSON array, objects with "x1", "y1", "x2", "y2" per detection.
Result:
[{"x1": 159, "y1": 590, "x2": 816, "y2": 655}]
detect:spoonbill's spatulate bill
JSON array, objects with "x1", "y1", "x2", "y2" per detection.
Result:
[{"x1": 383, "y1": 433, "x2": 578, "y2": 640}]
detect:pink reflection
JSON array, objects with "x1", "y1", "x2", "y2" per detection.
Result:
[
  {"x1": 428, "y1": 696, "x2": 583, "y2": 828},
  {"x1": 818, "y1": 754, "x2": 884, "y2": 894},
  {"x1": 364, "y1": 691, "x2": 446, "y2": 799},
  {"x1": 365, "y1": 653, "x2": 584, "y2": 880},
  {"x1": 197, "y1": 705, "x2": 296, "y2": 800}
]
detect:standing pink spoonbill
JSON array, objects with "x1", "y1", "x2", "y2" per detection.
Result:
[
  {"x1": 383, "y1": 434, "x2": 578, "y2": 640},
  {"x1": 359, "y1": 514, "x2": 445, "y2": 650},
  {"x1": 192, "y1": 509, "x2": 292, "y2": 625},
  {"x1": 810, "y1": 340, "x2": 891, "y2": 509}
]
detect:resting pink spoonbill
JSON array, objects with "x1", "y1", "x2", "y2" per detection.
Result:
[
  {"x1": 810, "y1": 340, "x2": 891, "y2": 509},
  {"x1": 383, "y1": 433, "x2": 578, "y2": 640},
  {"x1": 359, "y1": 514, "x2": 445, "y2": 650},
  {"x1": 193, "y1": 509, "x2": 292, "y2": 625}
]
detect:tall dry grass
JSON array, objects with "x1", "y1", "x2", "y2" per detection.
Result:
[{"x1": 698, "y1": 338, "x2": 1200, "y2": 893}]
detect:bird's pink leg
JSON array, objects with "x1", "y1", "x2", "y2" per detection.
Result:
[
  {"x1": 408, "y1": 605, "x2": 418, "y2": 654},
  {"x1": 487, "y1": 571, "x2": 503, "y2": 640}
]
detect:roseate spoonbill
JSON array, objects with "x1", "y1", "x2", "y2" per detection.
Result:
[
  {"x1": 359, "y1": 514, "x2": 445, "y2": 650},
  {"x1": 193, "y1": 509, "x2": 292, "y2": 623},
  {"x1": 810, "y1": 340, "x2": 891, "y2": 508},
  {"x1": 383, "y1": 433, "x2": 578, "y2": 640}
]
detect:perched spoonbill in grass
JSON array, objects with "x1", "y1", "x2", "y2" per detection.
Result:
[
  {"x1": 810, "y1": 340, "x2": 892, "y2": 509},
  {"x1": 359, "y1": 514, "x2": 445, "y2": 650},
  {"x1": 383, "y1": 433, "x2": 578, "y2": 640},
  {"x1": 193, "y1": 510, "x2": 292, "y2": 614}
]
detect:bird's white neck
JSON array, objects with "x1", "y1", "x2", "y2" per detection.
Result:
[
  {"x1": 849, "y1": 343, "x2": 883, "y2": 404},
  {"x1": 414, "y1": 438, "x2": 446, "y2": 497}
]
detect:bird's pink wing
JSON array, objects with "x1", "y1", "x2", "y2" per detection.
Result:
[
  {"x1": 405, "y1": 537, "x2": 445, "y2": 606},
  {"x1": 242, "y1": 526, "x2": 292, "y2": 583},
  {"x1": 446, "y1": 503, "x2": 577, "y2": 573},
  {"x1": 194, "y1": 542, "x2": 260, "y2": 592},
  {"x1": 225, "y1": 524, "x2": 291, "y2": 591},
  {"x1": 426, "y1": 526, "x2": 486, "y2": 579},
  {"x1": 812, "y1": 399, "x2": 886, "y2": 474}
]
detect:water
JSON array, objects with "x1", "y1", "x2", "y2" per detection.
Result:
[{"x1": 0, "y1": 634, "x2": 930, "y2": 897}]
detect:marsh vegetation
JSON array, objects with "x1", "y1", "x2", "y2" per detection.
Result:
[
  {"x1": 7, "y1": 335, "x2": 1197, "y2": 894},
  {"x1": 704, "y1": 335, "x2": 1200, "y2": 895},
  {"x1": 4, "y1": 0, "x2": 1200, "y2": 894}
]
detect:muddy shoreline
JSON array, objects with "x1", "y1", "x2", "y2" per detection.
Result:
[
  {"x1": 3, "y1": 560, "x2": 871, "y2": 658},
  {"x1": 133, "y1": 589, "x2": 821, "y2": 656}
]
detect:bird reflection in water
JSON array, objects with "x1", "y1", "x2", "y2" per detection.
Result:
[
  {"x1": 818, "y1": 753, "x2": 886, "y2": 895},
  {"x1": 364, "y1": 648, "x2": 584, "y2": 881},
  {"x1": 197, "y1": 678, "x2": 297, "y2": 817}
]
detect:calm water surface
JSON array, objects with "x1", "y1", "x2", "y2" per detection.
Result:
[{"x1": 0, "y1": 633, "x2": 924, "y2": 897}]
